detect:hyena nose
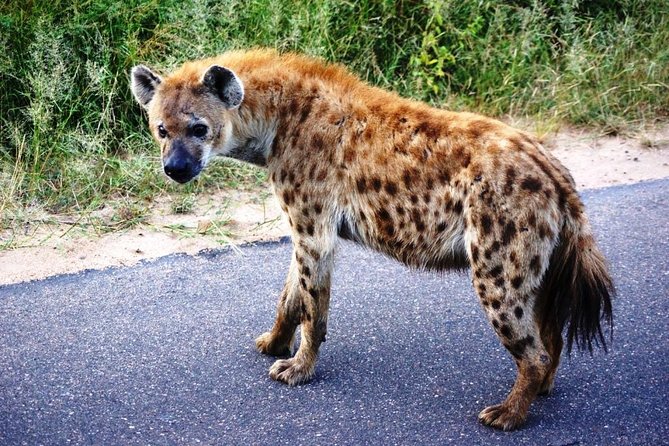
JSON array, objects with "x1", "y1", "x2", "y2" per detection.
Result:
[{"x1": 164, "y1": 155, "x2": 198, "y2": 184}]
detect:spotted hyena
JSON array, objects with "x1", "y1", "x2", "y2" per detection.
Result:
[{"x1": 131, "y1": 49, "x2": 613, "y2": 430}]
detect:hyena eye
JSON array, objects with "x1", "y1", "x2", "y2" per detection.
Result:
[
  {"x1": 157, "y1": 124, "x2": 168, "y2": 138},
  {"x1": 191, "y1": 123, "x2": 209, "y2": 138}
]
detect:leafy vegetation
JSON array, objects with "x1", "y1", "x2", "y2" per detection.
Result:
[{"x1": 1, "y1": 0, "x2": 667, "y2": 231}]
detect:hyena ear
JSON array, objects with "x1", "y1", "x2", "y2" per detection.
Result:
[
  {"x1": 202, "y1": 65, "x2": 244, "y2": 109},
  {"x1": 130, "y1": 65, "x2": 162, "y2": 109}
]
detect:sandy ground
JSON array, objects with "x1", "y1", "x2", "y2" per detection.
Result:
[{"x1": 2, "y1": 126, "x2": 668, "y2": 285}]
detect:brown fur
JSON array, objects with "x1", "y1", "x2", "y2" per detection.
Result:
[{"x1": 131, "y1": 49, "x2": 614, "y2": 431}]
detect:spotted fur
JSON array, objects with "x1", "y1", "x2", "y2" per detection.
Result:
[{"x1": 131, "y1": 49, "x2": 614, "y2": 431}]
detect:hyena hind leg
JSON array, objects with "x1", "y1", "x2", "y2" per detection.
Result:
[
  {"x1": 536, "y1": 304, "x2": 565, "y2": 396},
  {"x1": 473, "y1": 272, "x2": 553, "y2": 430}
]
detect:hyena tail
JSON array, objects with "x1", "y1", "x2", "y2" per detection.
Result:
[{"x1": 539, "y1": 217, "x2": 614, "y2": 354}]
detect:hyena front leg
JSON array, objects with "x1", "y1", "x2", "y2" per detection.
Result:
[
  {"x1": 258, "y1": 233, "x2": 335, "y2": 386},
  {"x1": 255, "y1": 254, "x2": 302, "y2": 357}
]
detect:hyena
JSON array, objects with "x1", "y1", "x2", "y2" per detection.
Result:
[{"x1": 131, "y1": 49, "x2": 613, "y2": 430}]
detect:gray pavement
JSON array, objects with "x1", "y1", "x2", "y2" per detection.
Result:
[{"x1": 1, "y1": 179, "x2": 668, "y2": 445}]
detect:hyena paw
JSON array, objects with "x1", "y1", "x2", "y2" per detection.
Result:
[
  {"x1": 537, "y1": 372, "x2": 555, "y2": 396},
  {"x1": 538, "y1": 380, "x2": 556, "y2": 396},
  {"x1": 255, "y1": 332, "x2": 291, "y2": 357},
  {"x1": 268, "y1": 358, "x2": 314, "y2": 386},
  {"x1": 478, "y1": 404, "x2": 527, "y2": 431}
]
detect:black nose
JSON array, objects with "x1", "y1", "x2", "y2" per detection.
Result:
[{"x1": 164, "y1": 155, "x2": 199, "y2": 183}]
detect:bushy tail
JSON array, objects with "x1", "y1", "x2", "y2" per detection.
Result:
[{"x1": 540, "y1": 218, "x2": 615, "y2": 353}]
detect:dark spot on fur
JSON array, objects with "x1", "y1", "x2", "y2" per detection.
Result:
[
  {"x1": 471, "y1": 245, "x2": 480, "y2": 263},
  {"x1": 371, "y1": 177, "x2": 382, "y2": 192},
  {"x1": 411, "y1": 208, "x2": 425, "y2": 231},
  {"x1": 356, "y1": 178, "x2": 367, "y2": 193},
  {"x1": 494, "y1": 277, "x2": 505, "y2": 288},
  {"x1": 504, "y1": 166, "x2": 516, "y2": 194},
  {"x1": 521, "y1": 176, "x2": 543, "y2": 192},
  {"x1": 489, "y1": 265, "x2": 503, "y2": 278},
  {"x1": 306, "y1": 224, "x2": 314, "y2": 236},
  {"x1": 501, "y1": 221, "x2": 517, "y2": 245},
  {"x1": 530, "y1": 255, "x2": 541, "y2": 274},
  {"x1": 312, "y1": 134, "x2": 324, "y2": 150},
  {"x1": 484, "y1": 247, "x2": 493, "y2": 260},
  {"x1": 500, "y1": 325, "x2": 513, "y2": 339},
  {"x1": 282, "y1": 190, "x2": 294, "y2": 205},
  {"x1": 539, "y1": 222, "x2": 553, "y2": 240},
  {"x1": 500, "y1": 312, "x2": 508, "y2": 322},
  {"x1": 453, "y1": 200, "x2": 463, "y2": 214},
  {"x1": 396, "y1": 205, "x2": 405, "y2": 216},
  {"x1": 481, "y1": 214, "x2": 493, "y2": 235},
  {"x1": 313, "y1": 203, "x2": 322, "y2": 214},
  {"x1": 384, "y1": 182, "x2": 398, "y2": 196},
  {"x1": 491, "y1": 299, "x2": 501, "y2": 310},
  {"x1": 514, "y1": 306, "x2": 524, "y2": 319},
  {"x1": 437, "y1": 222, "x2": 447, "y2": 233},
  {"x1": 511, "y1": 276, "x2": 524, "y2": 289},
  {"x1": 377, "y1": 208, "x2": 391, "y2": 221},
  {"x1": 492, "y1": 319, "x2": 500, "y2": 328},
  {"x1": 403, "y1": 170, "x2": 414, "y2": 187}
]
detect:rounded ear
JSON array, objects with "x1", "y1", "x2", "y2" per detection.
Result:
[
  {"x1": 131, "y1": 65, "x2": 162, "y2": 109},
  {"x1": 202, "y1": 65, "x2": 244, "y2": 109}
]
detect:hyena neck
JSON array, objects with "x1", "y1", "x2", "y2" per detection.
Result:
[
  {"x1": 225, "y1": 102, "x2": 278, "y2": 167},
  {"x1": 224, "y1": 70, "x2": 333, "y2": 169}
]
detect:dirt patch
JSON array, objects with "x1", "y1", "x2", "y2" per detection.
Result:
[{"x1": 2, "y1": 126, "x2": 668, "y2": 285}]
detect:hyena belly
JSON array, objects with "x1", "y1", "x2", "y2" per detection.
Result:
[{"x1": 341, "y1": 156, "x2": 471, "y2": 271}]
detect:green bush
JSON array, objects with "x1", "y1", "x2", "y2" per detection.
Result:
[{"x1": 0, "y1": 0, "x2": 667, "y2": 217}]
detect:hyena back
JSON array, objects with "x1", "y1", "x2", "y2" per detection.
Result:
[{"x1": 131, "y1": 49, "x2": 613, "y2": 431}]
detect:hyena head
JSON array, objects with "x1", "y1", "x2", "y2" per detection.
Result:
[{"x1": 130, "y1": 64, "x2": 244, "y2": 183}]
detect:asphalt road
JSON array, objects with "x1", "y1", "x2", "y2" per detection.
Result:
[{"x1": 1, "y1": 179, "x2": 668, "y2": 446}]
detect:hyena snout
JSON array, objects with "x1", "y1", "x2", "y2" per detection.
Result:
[{"x1": 163, "y1": 141, "x2": 202, "y2": 184}]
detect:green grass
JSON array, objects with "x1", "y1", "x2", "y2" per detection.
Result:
[{"x1": 1, "y1": 0, "x2": 667, "y2": 233}]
